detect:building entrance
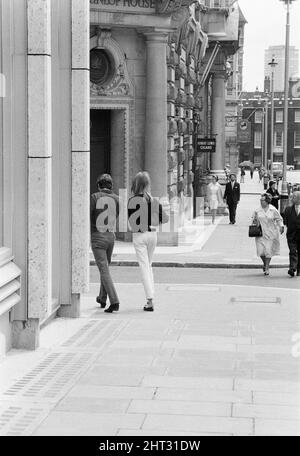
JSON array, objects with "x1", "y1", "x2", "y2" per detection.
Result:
[{"x1": 90, "y1": 109, "x2": 111, "y2": 194}]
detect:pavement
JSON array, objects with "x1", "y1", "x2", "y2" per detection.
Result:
[
  {"x1": 91, "y1": 172, "x2": 291, "y2": 268},
  {"x1": 0, "y1": 170, "x2": 299, "y2": 437},
  {"x1": 1, "y1": 281, "x2": 299, "y2": 436}
]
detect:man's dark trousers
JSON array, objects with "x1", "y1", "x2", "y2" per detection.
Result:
[
  {"x1": 224, "y1": 181, "x2": 240, "y2": 224},
  {"x1": 92, "y1": 232, "x2": 119, "y2": 305},
  {"x1": 287, "y1": 232, "x2": 300, "y2": 273},
  {"x1": 228, "y1": 203, "x2": 238, "y2": 224}
]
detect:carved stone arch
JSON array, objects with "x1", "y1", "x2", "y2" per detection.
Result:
[{"x1": 90, "y1": 28, "x2": 134, "y2": 97}]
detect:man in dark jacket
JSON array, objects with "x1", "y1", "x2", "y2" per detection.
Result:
[
  {"x1": 223, "y1": 173, "x2": 240, "y2": 225},
  {"x1": 90, "y1": 174, "x2": 120, "y2": 312},
  {"x1": 283, "y1": 191, "x2": 300, "y2": 277},
  {"x1": 266, "y1": 181, "x2": 280, "y2": 210}
]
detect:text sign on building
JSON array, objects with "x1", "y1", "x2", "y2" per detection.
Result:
[
  {"x1": 196, "y1": 137, "x2": 216, "y2": 154},
  {"x1": 237, "y1": 119, "x2": 251, "y2": 143},
  {"x1": 90, "y1": 0, "x2": 156, "y2": 13}
]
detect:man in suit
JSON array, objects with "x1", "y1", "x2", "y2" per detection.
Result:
[
  {"x1": 223, "y1": 173, "x2": 240, "y2": 225},
  {"x1": 283, "y1": 191, "x2": 300, "y2": 277}
]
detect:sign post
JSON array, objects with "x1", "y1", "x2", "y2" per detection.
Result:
[
  {"x1": 196, "y1": 137, "x2": 216, "y2": 154},
  {"x1": 237, "y1": 119, "x2": 251, "y2": 143}
]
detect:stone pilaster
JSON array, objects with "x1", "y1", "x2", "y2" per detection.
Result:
[
  {"x1": 144, "y1": 31, "x2": 168, "y2": 199},
  {"x1": 210, "y1": 71, "x2": 226, "y2": 174},
  {"x1": 63, "y1": 0, "x2": 89, "y2": 318},
  {"x1": 27, "y1": 0, "x2": 52, "y2": 323}
]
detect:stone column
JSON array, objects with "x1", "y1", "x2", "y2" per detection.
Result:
[
  {"x1": 144, "y1": 31, "x2": 168, "y2": 198},
  {"x1": 26, "y1": 0, "x2": 52, "y2": 332},
  {"x1": 210, "y1": 72, "x2": 226, "y2": 174},
  {"x1": 59, "y1": 0, "x2": 90, "y2": 318}
]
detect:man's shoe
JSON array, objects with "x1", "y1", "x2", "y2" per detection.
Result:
[
  {"x1": 288, "y1": 269, "x2": 295, "y2": 277},
  {"x1": 104, "y1": 303, "x2": 119, "y2": 313},
  {"x1": 96, "y1": 296, "x2": 106, "y2": 309}
]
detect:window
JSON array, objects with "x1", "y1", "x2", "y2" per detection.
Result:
[
  {"x1": 276, "y1": 110, "x2": 283, "y2": 123},
  {"x1": 275, "y1": 131, "x2": 283, "y2": 147},
  {"x1": 295, "y1": 131, "x2": 300, "y2": 148},
  {"x1": 255, "y1": 110, "x2": 263, "y2": 123},
  {"x1": 254, "y1": 130, "x2": 262, "y2": 148},
  {"x1": 295, "y1": 110, "x2": 300, "y2": 123}
]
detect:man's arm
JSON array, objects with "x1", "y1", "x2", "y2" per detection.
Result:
[
  {"x1": 282, "y1": 206, "x2": 289, "y2": 226},
  {"x1": 237, "y1": 183, "x2": 240, "y2": 202},
  {"x1": 223, "y1": 184, "x2": 228, "y2": 201},
  {"x1": 90, "y1": 195, "x2": 96, "y2": 222}
]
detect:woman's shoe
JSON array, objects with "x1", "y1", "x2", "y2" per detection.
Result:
[
  {"x1": 264, "y1": 271, "x2": 269, "y2": 276},
  {"x1": 144, "y1": 299, "x2": 154, "y2": 312},
  {"x1": 104, "y1": 303, "x2": 119, "y2": 313},
  {"x1": 96, "y1": 296, "x2": 106, "y2": 309}
]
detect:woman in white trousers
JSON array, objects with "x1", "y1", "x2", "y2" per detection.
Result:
[{"x1": 128, "y1": 172, "x2": 168, "y2": 311}]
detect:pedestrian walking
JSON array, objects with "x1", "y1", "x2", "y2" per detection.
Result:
[
  {"x1": 224, "y1": 173, "x2": 240, "y2": 225},
  {"x1": 90, "y1": 174, "x2": 120, "y2": 313},
  {"x1": 283, "y1": 191, "x2": 300, "y2": 277},
  {"x1": 250, "y1": 166, "x2": 254, "y2": 180},
  {"x1": 266, "y1": 180, "x2": 280, "y2": 210},
  {"x1": 258, "y1": 168, "x2": 263, "y2": 183},
  {"x1": 252, "y1": 193, "x2": 284, "y2": 276},
  {"x1": 263, "y1": 170, "x2": 270, "y2": 190},
  {"x1": 240, "y1": 167, "x2": 245, "y2": 183},
  {"x1": 128, "y1": 172, "x2": 169, "y2": 311},
  {"x1": 207, "y1": 175, "x2": 223, "y2": 224}
]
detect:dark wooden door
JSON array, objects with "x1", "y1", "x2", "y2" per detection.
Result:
[{"x1": 90, "y1": 109, "x2": 111, "y2": 194}]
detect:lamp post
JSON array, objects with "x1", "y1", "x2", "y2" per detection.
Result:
[
  {"x1": 279, "y1": 0, "x2": 297, "y2": 213},
  {"x1": 268, "y1": 57, "x2": 278, "y2": 179},
  {"x1": 263, "y1": 97, "x2": 269, "y2": 170}
]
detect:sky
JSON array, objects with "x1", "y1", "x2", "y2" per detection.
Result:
[{"x1": 238, "y1": 0, "x2": 300, "y2": 91}]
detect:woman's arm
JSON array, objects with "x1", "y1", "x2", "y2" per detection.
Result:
[
  {"x1": 273, "y1": 208, "x2": 284, "y2": 230},
  {"x1": 252, "y1": 210, "x2": 259, "y2": 225}
]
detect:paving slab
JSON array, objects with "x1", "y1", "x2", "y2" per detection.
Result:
[
  {"x1": 128, "y1": 399, "x2": 231, "y2": 417},
  {"x1": 254, "y1": 418, "x2": 300, "y2": 436},
  {"x1": 142, "y1": 414, "x2": 254, "y2": 435}
]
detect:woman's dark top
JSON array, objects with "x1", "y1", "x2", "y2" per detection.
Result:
[
  {"x1": 266, "y1": 187, "x2": 280, "y2": 210},
  {"x1": 128, "y1": 193, "x2": 169, "y2": 233}
]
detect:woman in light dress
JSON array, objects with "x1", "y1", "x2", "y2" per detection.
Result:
[
  {"x1": 252, "y1": 193, "x2": 284, "y2": 275},
  {"x1": 207, "y1": 175, "x2": 223, "y2": 224}
]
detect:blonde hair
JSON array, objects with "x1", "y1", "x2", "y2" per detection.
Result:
[{"x1": 131, "y1": 172, "x2": 151, "y2": 197}]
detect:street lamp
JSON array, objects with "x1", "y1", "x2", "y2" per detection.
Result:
[
  {"x1": 268, "y1": 56, "x2": 278, "y2": 179},
  {"x1": 263, "y1": 96, "x2": 269, "y2": 170},
  {"x1": 279, "y1": 0, "x2": 297, "y2": 213}
]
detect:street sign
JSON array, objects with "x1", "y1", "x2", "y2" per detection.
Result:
[
  {"x1": 237, "y1": 119, "x2": 251, "y2": 143},
  {"x1": 196, "y1": 137, "x2": 216, "y2": 153}
]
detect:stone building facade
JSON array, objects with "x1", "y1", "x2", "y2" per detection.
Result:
[
  {"x1": 239, "y1": 79, "x2": 300, "y2": 168},
  {"x1": 0, "y1": 0, "x2": 244, "y2": 354},
  {"x1": 225, "y1": 5, "x2": 246, "y2": 174}
]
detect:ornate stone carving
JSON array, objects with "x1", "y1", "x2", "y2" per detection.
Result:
[
  {"x1": 90, "y1": 28, "x2": 134, "y2": 98},
  {"x1": 156, "y1": 0, "x2": 192, "y2": 15},
  {"x1": 168, "y1": 118, "x2": 178, "y2": 135}
]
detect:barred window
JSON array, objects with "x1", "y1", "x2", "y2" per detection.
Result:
[
  {"x1": 295, "y1": 131, "x2": 300, "y2": 148},
  {"x1": 275, "y1": 131, "x2": 283, "y2": 147},
  {"x1": 254, "y1": 130, "x2": 262, "y2": 148},
  {"x1": 295, "y1": 110, "x2": 300, "y2": 123},
  {"x1": 276, "y1": 110, "x2": 283, "y2": 123},
  {"x1": 255, "y1": 111, "x2": 263, "y2": 123}
]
